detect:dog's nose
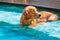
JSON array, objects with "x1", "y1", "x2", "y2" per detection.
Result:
[
  {"x1": 38, "y1": 14, "x2": 41, "y2": 17},
  {"x1": 36, "y1": 14, "x2": 41, "y2": 18}
]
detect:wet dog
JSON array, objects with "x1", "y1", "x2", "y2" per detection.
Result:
[
  {"x1": 20, "y1": 6, "x2": 39, "y2": 26},
  {"x1": 20, "y1": 6, "x2": 58, "y2": 27}
]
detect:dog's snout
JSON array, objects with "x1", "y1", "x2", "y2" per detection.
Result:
[
  {"x1": 36, "y1": 14, "x2": 41, "y2": 18},
  {"x1": 38, "y1": 14, "x2": 41, "y2": 17}
]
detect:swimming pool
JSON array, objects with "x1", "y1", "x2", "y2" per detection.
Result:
[{"x1": 0, "y1": 2, "x2": 60, "y2": 40}]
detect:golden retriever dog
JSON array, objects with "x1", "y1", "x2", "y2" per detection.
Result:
[
  {"x1": 20, "y1": 6, "x2": 39, "y2": 26},
  {"x1": 38, "y1": 11, "x2": 58, "y2": 22},
  {"x1": 20, "y1": 6, "x2": 58, "y2": 27}
]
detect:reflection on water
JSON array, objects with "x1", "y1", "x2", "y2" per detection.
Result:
[{"x1": 0, "y1": 4, "x2": 60, "y2": 40}]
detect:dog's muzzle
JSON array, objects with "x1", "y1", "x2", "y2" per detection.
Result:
[{"x1": 36, "y1": 14, "x2": 41, "y2": 19}]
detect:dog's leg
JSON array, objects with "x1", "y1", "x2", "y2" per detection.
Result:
[
  {"x1": 30, "y1": 19, "x2": 37, "y2": 26},
  {"x1": 48, "y1": 15, "x2": 58, "y2": 20}
]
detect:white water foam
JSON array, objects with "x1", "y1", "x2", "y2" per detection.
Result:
[
  {"x1": 33, "y1": 21, "x2": 60, "y2": 38},
  {"x1": 0, "y1": 11, "x2": 21, "y2": 24}
]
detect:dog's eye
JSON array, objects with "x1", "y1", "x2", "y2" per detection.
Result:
[{"x1": 32, "y1": 10, "x2": 35, "y2": 12}]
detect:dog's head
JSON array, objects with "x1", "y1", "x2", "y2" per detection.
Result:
[
  {"x1": 22, "y1": 6, "x2": 38, "y2": 19},
  {"x1": 20, "y1": 6, "x2": 41, "y2": 25}
]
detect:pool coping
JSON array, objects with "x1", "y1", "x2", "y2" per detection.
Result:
[{"x1": 0, "y1": 2, "x2": 60, "y2": 11}]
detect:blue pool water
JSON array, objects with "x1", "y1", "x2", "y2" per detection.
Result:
[{"x1": 0, "y1": 4, "x2": 60, "y2": 40}]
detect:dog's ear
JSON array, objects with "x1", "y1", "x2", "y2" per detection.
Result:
[
  {"x1": 22, "y1": 10, "x2": 27, "y2": 16},
  {"x1": 20, "y1": 9, "x2": 28, "y2": 24}
]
